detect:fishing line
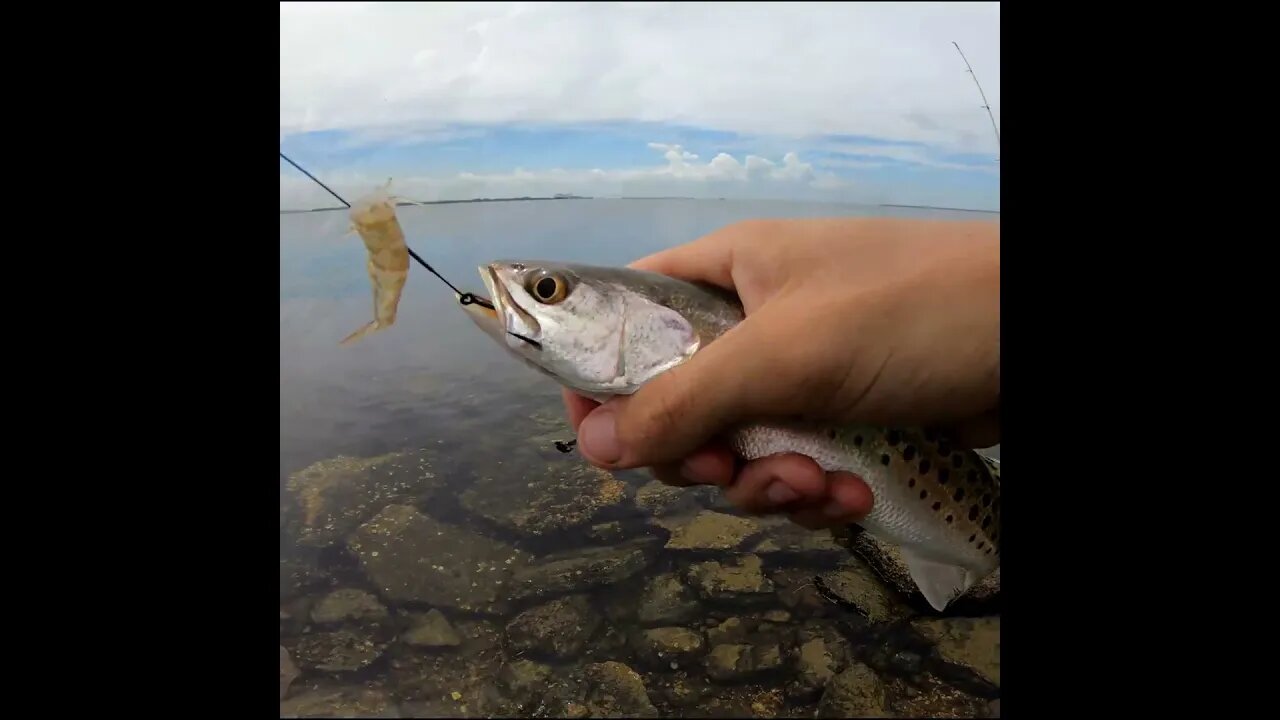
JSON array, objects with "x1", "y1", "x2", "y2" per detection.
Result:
[
  {"x1": 281, "y1": 152, "x2": 578, "y2": 453},
  {"x1": 279, "y1": 151, "x2": 493, "y2": 309}
]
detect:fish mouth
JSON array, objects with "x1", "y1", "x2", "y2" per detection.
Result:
[{"x1": 480, "y1": 264, "x2": 543, "y2": 351}]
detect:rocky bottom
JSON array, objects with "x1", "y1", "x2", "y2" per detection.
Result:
[{"x1": 280, "y1": 427, "x2": 1000, "y2": 719}]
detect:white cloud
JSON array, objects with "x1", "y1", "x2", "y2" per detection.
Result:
[
  {"x1": 280, "y1": 143, "x2": 848, "y2": 209},
  {"x1": 280, "y1": 2, "x2": 1001, "y2": 154}
]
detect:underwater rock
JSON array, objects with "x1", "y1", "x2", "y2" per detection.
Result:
[
  {"x1": 815, "y1": 559, "x2": 899, "y2": 624},
  {"x1": 498, "y1": 659, "x2": 555, "y2": 708},
  {"x1": 704, "y1": 642, "x2": 785, "y2": 682},
  {"x1": 634, "y1": 480, "x2": 706, "y2": 517},
  {"x1": 508, "y1": 540, "x2": 656, "y2": 602},
  {"x1": 583, "y1": 661, "x2": 658, "y2": 717},
  {"x1": 403, "y1": 608, "x2": 462, "y2": 648},
  {"x1": 912, "y1": 616, "x2": 1001, "y2": 689},
  {"x1": 817, "y1": 663, "x2": 891, "y2": 718},
  {"x1": 291, "y1": 629, "x2": 385, "y2": 673},
  {"x1": 279, "y1": 685, "x2": 400, "y2": 718},
  {"x1": 280, "y1": 646, "x2": 299, "y2": 700},
  {"x1": 283, "y1": 450, "x2": 442, "y2": 550},
  {"x1": 630, "y1": 626, "x2": 706, "y2": 669},
  {"x1": 664, "y1": 511, "x2": 762, "y2": 551},
  {"x1": 635, "y1": 572, "x2": 703, "y2": 627},
  {"x1": 460, "y1": 463, "x2": 626, "y2": 537},
  {"x1": 504, "y1": 594, "x2": 602, "y2": 660},
  {"x1": 348, "y1": 504, "x2": 519, "y2": 615},
  {"x1": 684, "y1": 554, "x2": 774, "y2": 603},
  {"x1": 310, "y1": 588, "x2": 389, "y2": 625},
  {"x1": 750, "y1": 515, "x2": 848, "y2": 558}
]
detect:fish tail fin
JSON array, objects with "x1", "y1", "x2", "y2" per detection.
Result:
[
  {"x1": 900, "y1": 547, "x2": 977, "y2": 612},
  {"x1": 339, "y1": 321, "x2": 381, "y2": 346}
]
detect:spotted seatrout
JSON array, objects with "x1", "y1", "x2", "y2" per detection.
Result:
[
  {"x1": 459, "y1": 261, "x2": 999, "y2": 611},
  {"x1": 340, "y1": 182, "x2": 410, "y2": 346}
]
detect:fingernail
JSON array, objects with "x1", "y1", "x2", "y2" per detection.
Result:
[
  {"x1": 822, "y1": 500, "x2": 848, "y2": 519},
  {"x1": 578, "y1": 408, "x2": 622, "y2": 464},
  {"x1": 766, "y1": 482, "x2": 800, "y2": 505}
]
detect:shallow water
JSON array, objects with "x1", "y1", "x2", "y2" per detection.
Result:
[{"x1": 280, "y1": 199, "x2": 1001, "y2": 718}]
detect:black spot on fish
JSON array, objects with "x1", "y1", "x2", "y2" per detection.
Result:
[
  {"x1": 982, "y1": 516, "x2": 992, "y2": 529},
  {"x1": 937, "y1": 468, "x2": 949, "y2": 485},
  {"x1": 952, "y1": 453, "x2": 964, "y2": 469},
  {"x1": 977, "y1": 541, "x2": 985, "y2": 550},
  {"x1": 827, "y1": 429, "x2": 837, "y2": 439},
  {"x1": 986, "y1": 547, "x2": 993, "y2": 554},
  {"x1": 968, "y1": 505, "x2": 979, "y2": 521},
  {"x1": 887, "y1": 430, "x2": 901, "y2": 446},
  {"x1": 968, "y1": 470, "x2": 978, "y2": 484},
  {"x1": 968, "y1": 534, "x2": 976, "y2": 543},
  {"x1": 938, "y1": 440, "x2": 952, "y2": 456},
  {"x1": 982, "y1": 493, "x2": 992, "y2": 507},
  {"x1": 953, "y1": 488, "x2": 965, "y2": 502},
  {"x1": 919, "y1": 490, "x2": 927, "y2": 499},
  {"x1": 932, "y1": 501, "x2": 942, "y2": 511},
  {"x1": 919, "y1": 460, "x2": 930, "y2": 475},
  {"x1": 946, "y1": 514, "x2": 954, "y2": 523},
  {"x1": 880, "y1": 454, "x2": 890, "y2": 466},
  {"x1": 991, "y1": 531, "x2": 998, "y2": 541},
  {"x1": 903, "y1": 445, "x2": 916, "y2": 462},
  {"x1": 908, "y1": 478, "x2": 916, "y2": 488}
]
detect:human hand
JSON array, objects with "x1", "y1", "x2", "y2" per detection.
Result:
[{"x1": 561, "y1": 217, "x2": 1000, "y2": 529}]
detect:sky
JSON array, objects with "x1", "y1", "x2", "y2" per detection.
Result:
[{"x1": 280, "y1": 2, "x2": 1000, "y2": 211}]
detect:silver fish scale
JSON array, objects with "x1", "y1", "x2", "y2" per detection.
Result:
[{"x1": 728, "y1": 422, "x2": 997, "y2": 574}]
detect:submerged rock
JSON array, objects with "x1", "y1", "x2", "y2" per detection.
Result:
[
  {"x1": 505, "y1": 594, "x2": 602, "y2": 660},
  {"x1": 508, "y1": 541, "x2": 656, "y2": 601},
  {"x1": 499, "y1": 659, "x2": 555, "y2": 707},
  {"x1": 816, "y1": 559, "x2": 899, "y2": 623},
  {"x1": 817, "y1": 663, "x2": 890, "y2": 717},
  {"x1": 789, "y1": 636, "x2": 843, "y2": 700},
  {"x1": 583, "y1": 661, "x2": 658, "y2": 717},
  {"x1": 664, "y1": 511, "x2": 762, "y2": 551},
  {"x1": 684, "y1": 554, "x2": 774, "y2": 602},
  {"x1": 912, "y1": 616, "x2": 1001, "y2": 688},
  {"x1": 403, "y1": 608, "x2": 462, "y2": 648},
  {"x1": 750, "y1": 516, "x2": 847, "y2": 558},
  {"x1": 280, "y1": 646, "x2": 299, "y2": 700},
  {"x1": 460, "y1": 463, "x2": 626, "y2": 537},
  {"x1": 634, "y1": 480, "x2": 706, "y2": 517},
  {"x1": 283, "y1": 450, "x2": 441, "y2": 550},
  {"x1": 635, "y1": 573, "x2": 702, "y2": 627},
  {"x1": 704, "y1": 643, "x2": 785, "y2": 682},
  {"x1": 631, "y1": 626, "x2": 706, "y2": 669},
  {"x1": 309, "y1": 588, "x2": 389, "y2": 625},
  {"x1": 347, "y1": 504, "x2": 520, "y2": 614},
  {"x1": 279, "y1": 686, "x2": 400, "y2": 718},
  {"x1": 291, "y1": 629, "x2": 385, "y2": 673}
]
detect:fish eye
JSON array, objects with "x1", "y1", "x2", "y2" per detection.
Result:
[{"x1": 528, "y1": 271, "x2": 568, "y2": 304}]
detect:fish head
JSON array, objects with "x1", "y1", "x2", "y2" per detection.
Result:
[{"x1": 460, "y1": 260, "x2": 738, "y2": 397}]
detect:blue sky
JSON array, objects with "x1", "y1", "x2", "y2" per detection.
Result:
[{"x1": 280, "y1": 3, "x2": 999, "y2": 211}]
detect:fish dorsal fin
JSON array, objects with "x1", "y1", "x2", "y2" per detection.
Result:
[{"x1": 900, "y1": 547, "x2": 975, "y2": 612}]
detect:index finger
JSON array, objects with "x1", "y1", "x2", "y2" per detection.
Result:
[
  {"x1": 627, "y1": 221, "x2": 754, "y2": 290},
  {"x1": 562, "y1": 388, "x2": 599, "y2": 432}
]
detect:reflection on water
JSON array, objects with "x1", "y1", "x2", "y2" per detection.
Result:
[{"x1": 280, "y1": 199, "x2": 1000, "y2": 718}]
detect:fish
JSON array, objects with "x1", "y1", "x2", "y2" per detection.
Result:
[
  {"x1": 458, "y1": 260, "x2": 1000, "y2": 612},
  {"x1": 340, "y1": 181, "x2": 411, "y2": 346}
]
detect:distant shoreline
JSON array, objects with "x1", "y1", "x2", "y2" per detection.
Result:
[
  {"x1": 280, "y1": 196, "x2": 998, "y2": 215},
  {"x1": 879, "y1": 203, "x2": 999, "y2": 214},
  {"x1": 279, "y1": 195, "x2": 592, "y2": 214}
]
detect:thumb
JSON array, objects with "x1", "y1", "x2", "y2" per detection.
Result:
[{"x1": 575, "y1": 299, "x2": 812, "y2": 469}]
